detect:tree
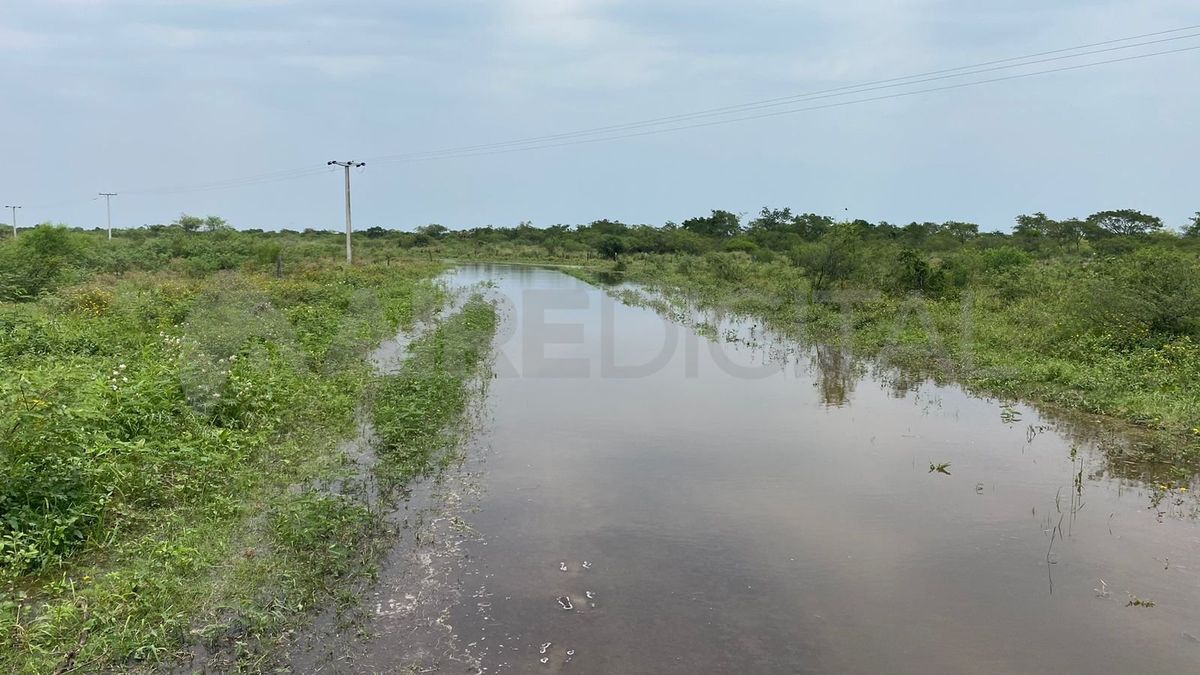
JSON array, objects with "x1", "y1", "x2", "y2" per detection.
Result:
[
  {"x1": 416, "y1": 223, "x2": 448, "y2": 239},
  {"x1": 681, "y1": 210, "x2": 741, "y2": 238},
  {"x1": 1046, "y1": 218, "x2": 1083, "y2": 249},
  {"x1": 900, "y1": 221, "x2": 939, "y2": 244},
  {"x1": 792, "y1": 221, "x2": 862, "y2": 291},
  {"x1": 1085, "y1": 209, "x2": 1162, "y2": 237},
  {"x1": 1013, "y1": 212, "x2": 1052, "y2": 249},
  {"x1": 586, "y1": 219, "x2": 629, "y2": 236},
  {"x1": 1185, "y1": 212, "x2": 1200, "y2": 238},
  {"x1": 943, "y1": 221, "x2": 979, "y2": 243},
  {"x1": 175, "y1": 213, "x2": 204, "y2": 233},
  {"x1": 793, "y1": 213, "x2": 833, "y2": 241},
  {"x1": 747, "y1": 207, "x2": 794, "y2": 232},
  {"x1": 895, "y1": 248, "x2": 942, "y2": 294},
  {"x1": 203, "y1": 216, "x2": 230, "y2": 232},
  {"x1": 596, "y1": 235, "x2": 626, "y2": 260}
]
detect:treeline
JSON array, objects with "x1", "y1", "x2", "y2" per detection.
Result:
[
  {"x1": 3, "y1": 206, "x2": 1199, "y2": 308},
  {"x1": 427, "y1": 206, "x2": 1200, "y2": 260}
]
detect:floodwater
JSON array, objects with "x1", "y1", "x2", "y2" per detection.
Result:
[{"x1": 356, "y1": 264, "x2": 1200, "y2": 674}]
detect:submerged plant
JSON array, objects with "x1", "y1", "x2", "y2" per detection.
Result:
[{"x1": 1126, "y1": 594, "x2": 1156, "y2": 608}]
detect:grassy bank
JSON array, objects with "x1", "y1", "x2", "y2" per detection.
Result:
[
  {"x1": 372, "y1": 296, "x2": 498, "y2": 486},
  {"x1": 0, "y1": 262, "x2": 497, "y2": 673},
  {"x1": 568, "y1": 253, "x2": 1200, "y2": 466}
]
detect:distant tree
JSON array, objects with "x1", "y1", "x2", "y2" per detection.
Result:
[
  {"x1": 793, "y1": 213, "x2": 833, "y2": 241},
  {"x1": 175, "y1": 213, "x2": 204, "y2": 233},
  {"x1": 365, "y1": 226, "x2": 388, "y2": 238},
  {"x1": 748, "y1": 207, "x2": 794, "y2": 232},
  {"x1": 417, "y1": 223, "x2": 448, "y2": 239},
  {"x1": 943, "y1": 221, "x2": 979, "y2": 243},
  {"x1": 1085, "y1": 209, "x2": 1163, "y2": 237},
  {"x1": 203, "y1": 216, "x2": 230, "y2": 232},
  {"x1": 900, "y1": 221, "x2": 939, "y2": 244},
  {"x1": 1047, "y1": 218, "x2": 1084, "y2": 249},
  {"x1": 1013, "y1": 212, "x2": 1054, "y2": 249},
  {"x1": 586, "y1": 219, "x2": 629, "y2": 236},
  {"x1": 792, "y1": 221, "x2": 862, "y2": 291},
  {"x1": 895, "y1": 248, "x2": 942, "y2": 294},
  {"x1": 1185, "y1": 212, "x2": 1200, "y2": 238},
  {"x1": 681, "y1": 210, "x2": 741, "y2": 238},
  {"x1": 724, "y1": 238, "x2": 758, "y2": 254},
  {"x1": 596, "y1": 235, "x2": 626, "y2": 260}
]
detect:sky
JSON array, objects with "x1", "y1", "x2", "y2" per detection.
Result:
[{"x1": 1, "y1": 0, "x2": 1198, "y2": 233}]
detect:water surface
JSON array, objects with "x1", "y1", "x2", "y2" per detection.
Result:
[{"x1": 387, "y1": 264, "x2": 1200, "y2": 674}]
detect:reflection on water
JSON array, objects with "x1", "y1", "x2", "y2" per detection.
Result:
[
  {"x1": 813, "y1": 342, "x2": 862, "y2": 408},
  {"x1": 369, "y1": 264, "x2": 1200, "y2": 674}
]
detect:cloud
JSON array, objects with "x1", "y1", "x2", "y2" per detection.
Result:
[
  {"x1": 279, "y1": 54, "x2": 391, "y2": 79},
  {"x1": 482, "y1": 0, "x2": 684, "y2": 90},
  {"x1": 0, "y1": 26, "x2": 52, "y2": 50}
]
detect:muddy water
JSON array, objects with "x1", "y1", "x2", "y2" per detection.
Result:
[{"x1": 390, "y1": 264, "x2": 1200, "y2": 674}]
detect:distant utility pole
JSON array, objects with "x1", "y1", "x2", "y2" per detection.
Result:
[
  {"x1": 3, "y1": 205, "x2": 19, "y2": 239},
  {"x1": 99, "y1": 193, "x2": 117, "y2": 239},
  {"x1": 327, "y1": 161, "x2": 366, "y2": 263}
]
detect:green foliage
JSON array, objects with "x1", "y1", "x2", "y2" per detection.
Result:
[
  {"x1": 0, "y1": 261, "x2": 448, "y2": 672},
  {"x1": 681, "y1": 209, "x2": 741, "y2": 238},
  {"x1": 789, "y1": 221, "x2": 863, "y2": 291},
  {"x1": 372, "y1": 297, "x2": 498, "y2": 482},
  {"x1": 724, "y1": 237, "x2": 759, "y2": 254},
  {"x1": 1069, "y1": 247, "x2": 1200, "y2": 340},
  {"x1": 417, "y1": 223, "x2": 449, "y2": 239},
  {"x1": 0, "y1": 224, "x2": 86, "y2": 300},
  {"x1": 1185, "y1": 212, "x2": 1200, "y2": 238},
  {"x1": 894, "y1": 249, "x2": 945, "y2": 296},
  {"x1": 596, "y1": 235, "x2": 626, "y2": 260},
  {"x1": 1086, "y1": 209, "x2": 1163, "y2": 237}
]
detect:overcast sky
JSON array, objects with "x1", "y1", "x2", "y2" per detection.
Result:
[{"x1": 2, "y1": 0, "x2": 1197, "y2": 232}]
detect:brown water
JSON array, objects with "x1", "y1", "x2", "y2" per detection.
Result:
[{"x1": 355, "y1": 264, "x2": 1200, "y2": 674}]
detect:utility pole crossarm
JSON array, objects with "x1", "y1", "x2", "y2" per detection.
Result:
[{"x1": 326, "y1": 161, "x2": 366, "y2": 264}]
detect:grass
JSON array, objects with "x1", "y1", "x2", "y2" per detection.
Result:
[
  {"x1": 372, "y1": 295, "x2": 499, "y2": 486},
  {"x1": 0, "y1": 261, "x2": 499, "y2": 673}
]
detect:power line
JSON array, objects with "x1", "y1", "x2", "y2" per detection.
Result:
[
  {"x1": 369, "y1": 44, "x2": 1200, "y2": 164},
  {"x1": 14, "y1": 24, "x2": 1200, "y2": 207},
  {"x1": 365, "y1": 26, "x2": 1200, "y2": 162},
  {"x1": 120, "y1": 165, "x2": 333, "y2": 196}
]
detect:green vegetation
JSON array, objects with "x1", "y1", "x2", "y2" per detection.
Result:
[
  {"x1": 0, "y1": 224, "x2": 499, "y2": 673},
  {"x1": 405, "y1": 206, "x2": 1199, "y2": 464},
  {"x1": 1, "y1": 201, "x2": 1198, "y2": 669},
  {"x1": 373, "y1": 296, "x2": 498, "y2": 485}
]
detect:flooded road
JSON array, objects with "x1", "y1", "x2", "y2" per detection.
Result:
[{"x1": 368, "y1": 264, "x2": 1200, "y2": 674}]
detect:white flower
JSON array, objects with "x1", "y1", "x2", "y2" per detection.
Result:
[{"x1": 119, "y1": 364, "x2": 126, "y2": 370}]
